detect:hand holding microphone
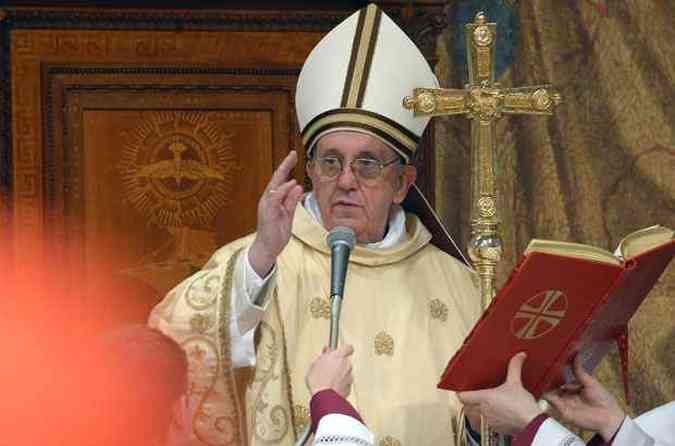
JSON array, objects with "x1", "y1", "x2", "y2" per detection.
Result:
[{"x1": 306, "y1": 344, "x2": 355, "y2": 398}]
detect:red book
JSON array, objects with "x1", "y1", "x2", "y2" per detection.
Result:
[{"x1": 438, "y1": 225, "x2": 675, "y2": 399}]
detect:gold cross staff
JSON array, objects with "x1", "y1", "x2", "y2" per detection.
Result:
[{"x1": 404, "y1": 11, "x2": 562, "y2": 446}]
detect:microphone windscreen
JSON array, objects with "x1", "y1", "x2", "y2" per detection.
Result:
[{"x1": 326, "y1": 226, "x2": 356, "y2": 250}]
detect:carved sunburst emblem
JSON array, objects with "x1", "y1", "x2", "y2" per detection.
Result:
[{"x1": 119, "y1": 111, "x2": 240, "y2": 229}]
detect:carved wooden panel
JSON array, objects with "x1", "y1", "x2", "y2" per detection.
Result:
[
  {"x1": 6, "y1": 28, "x2": 317, "y2": 311},
  {"x1": 49, "y1": 75, "x2": 297, "y2": 298},
  {"x1": 11, "y1": 29, "x2": 316, "y2": 235}
]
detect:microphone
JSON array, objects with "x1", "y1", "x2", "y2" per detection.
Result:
[
  {"x1": 326, "y1": 226, "x2": 356, "y2": 299},
  {"x1": 293, "y1": 227, "x2": 356, "y2": 446}
]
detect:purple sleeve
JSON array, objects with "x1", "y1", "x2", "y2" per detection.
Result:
[
  {"x1": 512, "y1": 413, "x2": 550, "y2": 446},
  {"x1": 309, "y1": 389, "x2": 365, "y2": 434}
]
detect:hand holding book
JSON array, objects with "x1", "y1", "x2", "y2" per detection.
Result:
[
  {"x1": 457, "y1": 353, "x2": 626, "y2": 442},
  {"x1": 544, "y1": 355, "x2": 625, "y2": 441},
  {"x1": 459, "y1": 352, "x2": 543, "y2": 435},
  {"x1": 440, "y1": 225, "x2": 675, "y2": 399}
]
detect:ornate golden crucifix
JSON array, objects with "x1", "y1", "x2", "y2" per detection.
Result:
[{"x1": 404, "y1": 11, "x2": 562, "y2": 446}]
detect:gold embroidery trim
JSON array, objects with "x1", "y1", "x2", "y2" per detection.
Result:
[
  {"x1": 292, "y1": 404, "x2": 310, "y2": 436},
  {"x1": 430, "y1": 299, "x2": 449, "y2": 322},
  {"x1": 251, "y1": 288, "x2": 291, "y2": 443},
  {"x1": 302, "y1": 111, "x2": 418, "y2": 154},
  {"x1": 374, "y1": 331, "x2": 394, "y2": 356},
  {"x1": 310, "y1": 297, "x2": 331, "y2": 319},
  {"x1": 278, "y1": 288, "x2": 296, "y2": 440},
  {"x1": 186, "y1": 273, "x2": 220, "y2": 310},
  {"x1": 190, "y1": 313, "x2": 214, "y2": 333},
  {"x1": 344, "y1": 4, "x2": 380, "y2": 107},
  {"x1": 188, "y1": 344, "x2": 208, "y2": 371},
  {"x1": 184, "y1": 338, "x2": 222, "y2": 443},
  {"x1": 211, "y1": 247, "x2": 245, "y2": 445},
  {"x1": 378, "y1": 436, "x2": 401, "y2": 446}
]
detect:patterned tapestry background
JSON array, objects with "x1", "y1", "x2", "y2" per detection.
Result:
[{"x1": 433, "y1": 0, "x2": 674, "y2": 428}]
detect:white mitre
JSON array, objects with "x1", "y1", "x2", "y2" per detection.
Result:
[
  {"x1": 295, "y1": 3, "x2": 468, "y2": 265},
  {"x1": 296, "y1": 3, "x2": 439, "y2": 162}
]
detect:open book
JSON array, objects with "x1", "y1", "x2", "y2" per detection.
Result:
[{"x1": 438, "y1": 225, "x2": 674, "y2": 399}]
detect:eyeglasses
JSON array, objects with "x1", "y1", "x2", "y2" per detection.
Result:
[{"x1": 311, "y1": 155, "x2": 400, "y2": 183}]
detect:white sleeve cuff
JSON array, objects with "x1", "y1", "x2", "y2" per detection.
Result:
[
  {"x1": 314, "y1": 414, "x2": 374, "y2": 446},
  {"x1": 231, "y1": 246, "x2": 276, "y2": 336},
  {"x1": 243, "y1": 245, "x2": 277, "y2": 307},
  {"x1": 614, "y1": 416, "x2": 655, "y2": 446},
  {"x1": 228, "y1": 246, "x2": 277, "y2": 368},
  {"x1": 532, "y1": 419, "x2": 584, "y2": 446}
]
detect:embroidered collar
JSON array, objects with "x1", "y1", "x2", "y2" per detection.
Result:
[{"x1": 293, "y1": 193, "x2": 431, "y2": 267}]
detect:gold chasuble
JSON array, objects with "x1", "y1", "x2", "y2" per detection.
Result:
[{"x1": 150, "y1": 203, "x2": 481, "y2": 446}]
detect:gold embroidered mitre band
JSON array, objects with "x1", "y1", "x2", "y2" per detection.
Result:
[{"x1": 296, "y1": 3, "x2": 439, "y2": 162}]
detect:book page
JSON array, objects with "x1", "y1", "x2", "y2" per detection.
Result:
[
  {"x1": 618, "y1": 225, "x2": 674, "y2": 259},
  {"x1": 525, "y1": 239, "x2": 621, "y2": 266}
]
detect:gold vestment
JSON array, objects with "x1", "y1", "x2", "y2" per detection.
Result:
[{"x1": 150, "y1": 205, "x2": 481, "y2": 445}]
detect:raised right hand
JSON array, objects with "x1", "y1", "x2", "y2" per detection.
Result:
[
  {"x1": 248, "y1": 151, "x2": 304, "y2": 278},
  {"x1": 544, "y1": 355, "x2": 625, "y2": 441}
]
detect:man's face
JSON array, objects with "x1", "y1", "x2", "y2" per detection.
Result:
[{"x1": 307, "y1": 131, "x2": 416, "y2": 243}]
